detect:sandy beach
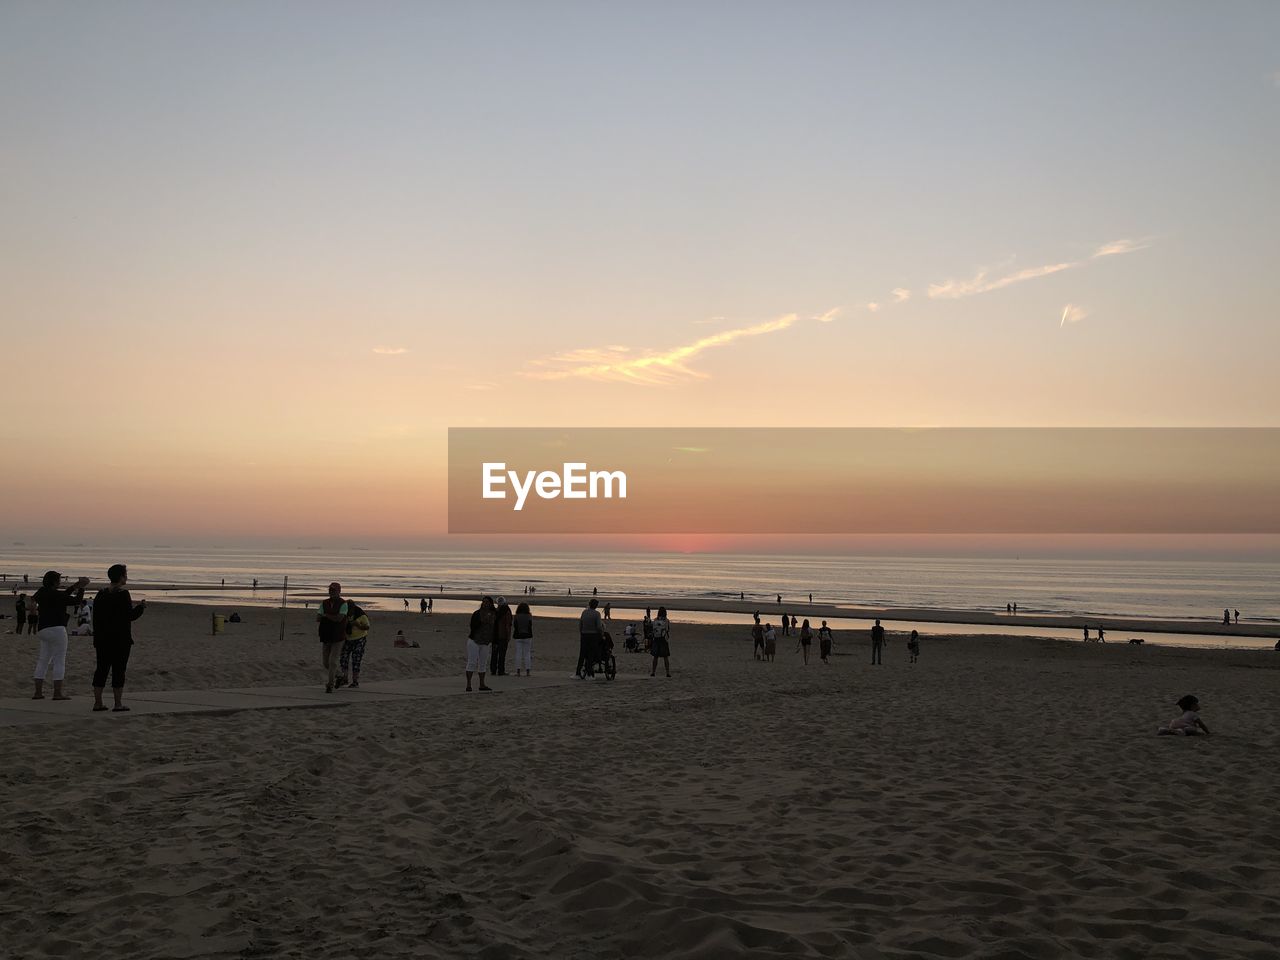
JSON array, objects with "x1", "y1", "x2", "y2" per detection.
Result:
[{"x1": 3, "y1": 601, "x2": 1278, "y2": 959}]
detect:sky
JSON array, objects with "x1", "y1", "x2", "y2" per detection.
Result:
[{"x1": 2, "y1": 1, "x2": 1278, "y2": 550}]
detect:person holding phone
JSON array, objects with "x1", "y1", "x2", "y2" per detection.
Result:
[
  {"x1": 31, "y1": 570, "x2": 91, "y2": 700},
  {"x1": 92, "y1": 563, "x2": 147, "y2": 712}
]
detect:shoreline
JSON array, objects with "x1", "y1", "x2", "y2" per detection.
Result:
[{"x1": 85, "y1": 581, "x2": 1280, "y2": 640}]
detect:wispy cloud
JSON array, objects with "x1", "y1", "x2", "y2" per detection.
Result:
[
  {"x1": 525, "y1": 314, "x2": 798, "y2": 386},
  {"x1": 1060, "y1": 303, "x2": 1089, "y2": 327},
  {"x1": 928, "y1": 238, "x2": 1150, "y2": 301},
  {"x1": 811, "y1": 307, "x2": 841, "y2": 323},
  {"x1": 891, "y1": 288, "x2": 911, "y2": 303},
  {"x1": 372, "y1": 346, "x2": 409, "y2": 355},
  {"x1": 866, "y1": 302, "x2": 880, "y2": 313},
  {"x1": 691, "y1": 316, "x2": 726, "y2": 325}
]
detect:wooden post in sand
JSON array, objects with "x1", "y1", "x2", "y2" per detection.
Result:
[{"x1": 278, "y1": 575, "x2": 289, "y2": 643}]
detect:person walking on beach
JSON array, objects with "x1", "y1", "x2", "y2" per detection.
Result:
[
  {"x1": 781, "y1": 614, "x2": 790, "y2": 637},
  {"x1": 604, "y1": 601, "x2": 611, "y2": 621},
  {"x1": 1234, "y1": 609, "x2": 1240, "y2": 624},
  {"x1": 420, "y1": 598, "x2": 427, "y2": 613},
  {"x1": 490, "y1": 596, "x2": 513, "y2": 676},
  {"x1": 1006, "y1": 602, "x2": 1012, "y2": 615},
  {"x1": 870, "y1": 619, "x2": 885, "y2": 665},
  {"x1": 26, "y1": 598, "x2": 39, "y2": 634},
  {"x1": 763, "y1": 622, "x2": 777, "y2": 662},
  {"x1": 1223, "y1": 608, "x2": 1230, "y2": 624},
  {"x1": 818, "y1": 620, "x2": 833, "y2": 664},
  {"x1": 1097, "y1": 625, "x2": 1106, "y2": 643},
  {"x1": 751, "y1": 619, "x2": 765, "y2": 660},
  {"x1": 790, "y1": 614, "x2": 798, "y2": 634},
  {"x1": 403, "y1": 598, "x2": 409, "y2": 610},
  {"x1": 1013, "y1": 603, "x2": 1018, "y2": 614},
  {"x1": 808, "y1": 593, "x2": 812, "y2": 603},
  {"x1": 91, "y1": 563, "x2": 146, "y2": 712},
  {"x1": 427, "y1": 598, "x2": 433, "y2": 613},
  {"x1": 316, "y1": 582, "x2": 349, "y2": 693},
  {"x1": 907, "y1": 629, "x2": 920, "y2": 664},
  {"x1": 796, "y1": 619, "x2": 813, "y2": 665},
  {"x1": 14, "y1": 593, "x2": 26, "y2": 634},
  {"x1": 650, "y1": 606, "x2": 672, "y2": 678},
  {"x1": 337, "y1": 601, "x2": 371, "y2": 688},
  {"x1": 577, "y1": 598, "x2": 603, "y2": 679},
  {"x1": 466, "y1": 596, "x2": 496, "y2": 692},
  {"x1": 512, "y1": 602, "x2": 534, "y2": 676},
  {"x1": 31, "y1": 571, "x2": 90, "y2": 700},
  {"x1": 1083, "y1": 626, "x2": 1090, "y2": 642}
]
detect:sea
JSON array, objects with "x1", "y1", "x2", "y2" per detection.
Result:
[{"x1": 2, "y1": 545, "x2": 1275, "y2": 625}]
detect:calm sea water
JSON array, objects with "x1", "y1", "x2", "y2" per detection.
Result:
[{"x1": 1, "y1": 545, "x2": 1275, "y2": 624}]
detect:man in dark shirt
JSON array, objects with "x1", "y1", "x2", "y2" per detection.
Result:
[
  {"x1": 870, "y1": 619, "x2": 885, "y2": 666},
  {"x1": 31, "y1": 570, "x2": 90, "y2": 700},
  {"x1": 92, "y1": 563, "x2": 147, "y2": 712}
]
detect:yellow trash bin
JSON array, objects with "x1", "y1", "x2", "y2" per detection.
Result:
[{"x1": 212, "y1": 613, "x2": 225, "y2": 635}]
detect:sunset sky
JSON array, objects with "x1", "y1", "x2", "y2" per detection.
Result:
[{"x1": 3, "y1": 2, "x2": 1278, "y2": 548}]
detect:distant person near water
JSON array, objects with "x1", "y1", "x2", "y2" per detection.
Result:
[
  {"x1": 512, "y1": 602, "x2": 534, "y2": 676},
  {"x1": 336, "y1": 601, "x2": 371, "y2": 689},
  {"x1": 427, "y1": 598, "x2": 433, "y2": 613},
  {"x1": 316, "y1": 582, "x2": 349, "y2": 693},
  {"x1": 796, "y1": 619, "x2": 812, "y2": 665},
  {"x1": 1083, "y1": 627, "x2": 1090, "y2": 643},
  {"x1": 1234, "y1": 609, "x2": 1240, "y2": 624},
  {"x1": 420, "y1": 598, "x2": 427, "y2": 613},
  {"x1": 403, "y1": 598, "x2": 409, "y2": 610},
  {"x1": 870, "y1": 619, "x2": 885, "y2": 665},
  {"x1": 31, "y1": 571, "x2": 90, "y2": 700},
  {"x1": 781, "y1": 614, "x2": 790, "y2": 636},
  {"x1": 1097, "y1": 625, "x2": 1106, "y2": 643},
  {"x1": 92, "y1": 564, "x2": 146, "y2": 712},
  {"x1": 907, "y1": 629, "x2": 920, "y2": 663},
  {"x1": 650, "y1": 606, "x2": 671, "y2": 678},
  {"x1": 466, "y1": 596, "x2": 496, "y2": 692},
  {"x1": 818, "y1": 620, "x2": 833, "y2": 663},
  {"x1": 1223, "y1": 608, "x2": 1230, "y2": 624},
  {"x1": 1007, "y1": 603, "x2": 1012, "y2": 614},
  {"x1": 577, "y1": 598, "x2": 603, "y2": 679}
]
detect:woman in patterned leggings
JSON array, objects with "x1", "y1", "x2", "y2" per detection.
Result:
[{"x1": 337, "y1": 602, "x2": 371, "y2": 689}]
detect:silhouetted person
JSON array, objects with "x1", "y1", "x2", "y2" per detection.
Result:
[
  {"x1": 92, "y1": 563, "x2": 146, "y2": 712},
  {"x1": 1234, "y1": 609, "x2": 1240, "y2": 624},
  {"x1": 870, "y1": 619, "x2": 885, "y2": 665},
  {"x1": 420, "y1": 598, "x2": 427, "y2": 613}
]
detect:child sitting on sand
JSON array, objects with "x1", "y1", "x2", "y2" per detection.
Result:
[
  {"x1": 393, "y1": 629, "x2": 420, "y2": 648},
  {"x1": 1157, "y1": 695, "x2": 1211, "y2": 736}
]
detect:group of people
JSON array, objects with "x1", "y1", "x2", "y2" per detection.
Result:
[
  {"x1": 464, "y1": 594, "x2": 536, "y2": 691},
  {"x1": 749, "y1": 616, "x2": 921, "y2": 666},
  {"x1": 316, "y1": 582, "x2": 372, "y2": 692},
  {"x1": 20, "y1": 566, "x2": 146, "y2": 711}
]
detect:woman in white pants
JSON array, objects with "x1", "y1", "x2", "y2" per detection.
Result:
[
  {"x1": 465, "y1": 595, "x2": 496, "y2": 692},
  {"x1": 31, "y1": 570, "x2": 91, "y2": 700},
  {"x1": 512, "y1": 602, "x2": 534, "y2": 676}
]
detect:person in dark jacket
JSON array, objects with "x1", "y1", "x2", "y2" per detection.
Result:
[
  {"x1": 31, "y1": 570, "x2": 91, "y2": 700},
  {"x1": 466, "y1": 596, "x2": 496, "y2": 692},
  {"x1": 490, "y1": 597, "x2": 513, "y2": 676},
  {"x1": 512, "y1": 602, "x2": 534, "y2": 676},
  {"x1": 91, "y1": 563, "x2": 146, "y2": 712},
  {"x1": 14, "y1": 594, "x2": 26, "y2": 634}
]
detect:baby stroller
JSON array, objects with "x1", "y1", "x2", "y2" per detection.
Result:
[{"x1": 591, "y1": 631, "x2": 618, "y2": 680}]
